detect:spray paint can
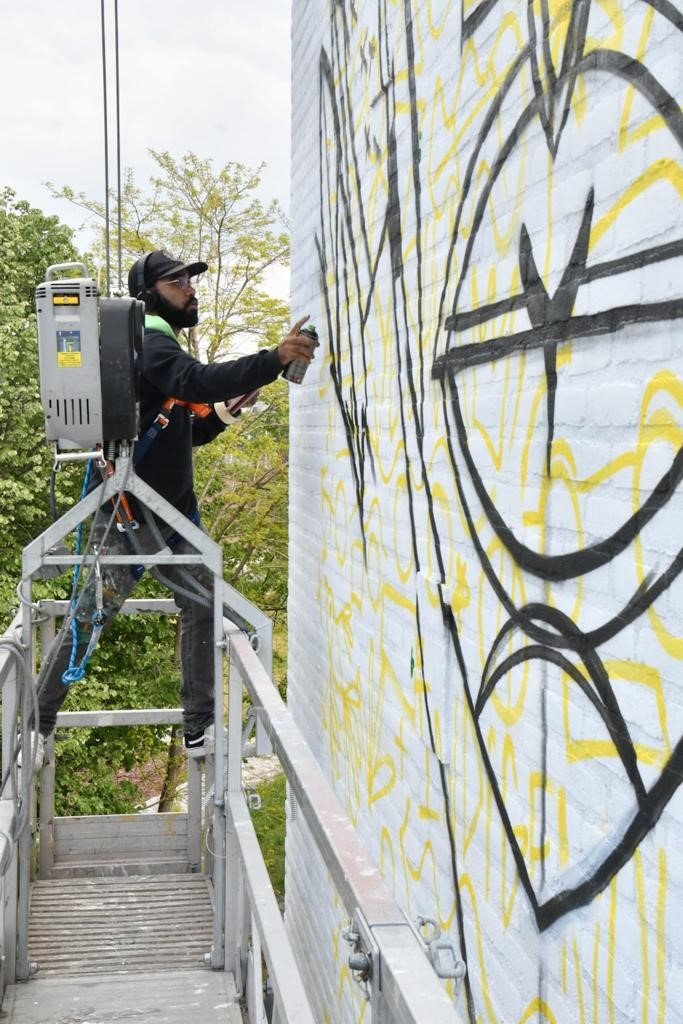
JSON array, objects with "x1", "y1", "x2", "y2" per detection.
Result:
[{"x1": 283, "y1": 324, "x2": 319, "y2": 384}]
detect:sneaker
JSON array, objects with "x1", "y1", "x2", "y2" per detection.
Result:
[
  {"x1": 17, "y1": 731, "x2": 45, "y2": 773},
  {"x1": 184, "y1": 724, "x2": 215, "y2": 757}
]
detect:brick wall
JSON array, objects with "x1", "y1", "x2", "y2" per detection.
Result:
[{"x1": 288, "y1": 1, "x2": 683, "y2": 1021}]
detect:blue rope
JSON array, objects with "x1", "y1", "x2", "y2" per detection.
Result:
[{"x1": 62, "y1": 461, "x2": 96, "y2": 686}]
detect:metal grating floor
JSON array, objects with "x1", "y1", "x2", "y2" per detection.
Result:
[
  {"x1": 3, "y1": 873, "x2": 242, "y2": 1024},
  {"x1": 27, "y1": 873, "x2": 214, "y2": 976}
]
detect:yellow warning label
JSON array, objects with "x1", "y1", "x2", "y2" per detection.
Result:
[
  {"x1": 53, "y1": 295, "x2": 80, "y2": 305},
  {"x1": 57, "y1": 351, "x2": 82, "y2": 368}
]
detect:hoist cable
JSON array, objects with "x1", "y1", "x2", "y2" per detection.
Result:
[
  {"x1": 114, "y1": 0, "x2": 123, "y2": 292},
  {"x1": 100, "y1": 0, "x2": 111, "y2": 296}
]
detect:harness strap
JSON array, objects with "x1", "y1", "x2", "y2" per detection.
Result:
[{"x1": 134, "y1": 397, "x2": 214, "y2": 466}]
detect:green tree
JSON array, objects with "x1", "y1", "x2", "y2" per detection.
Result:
[
  {"x1": 0, "y1": 188, "x2": 82, "y2": 627},
  {"x1": 49, "y1": 151, "x2": 290, "y2": 359}
]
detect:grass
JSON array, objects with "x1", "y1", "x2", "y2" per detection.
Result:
[{"x1": 252, "y1": 771, "x2": 287, "y2": 903}]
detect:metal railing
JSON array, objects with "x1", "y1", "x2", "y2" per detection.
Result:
[{"x1": 224, "y1": 624, "x2": 464, "y2": 1024}]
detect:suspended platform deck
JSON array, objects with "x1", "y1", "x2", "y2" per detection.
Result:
[{"x1": 3, "y1": 874, "x2": 242, "y2": 1023}]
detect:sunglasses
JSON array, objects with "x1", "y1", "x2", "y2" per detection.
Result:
[{"x1": 159, "y1": 273, "x2": 193, "y2": 290}]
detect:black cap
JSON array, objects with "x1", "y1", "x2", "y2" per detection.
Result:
[{"x1": 128, "y1": 250, "x2": 208, "y2": 297}]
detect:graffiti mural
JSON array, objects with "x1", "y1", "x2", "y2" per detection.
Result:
[{"x1": 295, "y1": 0, "x2": 683, "y2": 1019}]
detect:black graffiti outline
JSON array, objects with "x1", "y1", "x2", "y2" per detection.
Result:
[{"x1": 316, "y1": 0, "x2": 683, "y2": 1005}]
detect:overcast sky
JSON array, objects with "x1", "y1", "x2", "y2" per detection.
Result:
[{"x1": 1, "y1": 1, "x2": 292, "y2": 251}]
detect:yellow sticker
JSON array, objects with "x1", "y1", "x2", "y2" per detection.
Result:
[
  {"x1": 53, "y1": 295, "x2": 80, "y2": 305},
  {"x1": 57, "y1": 351, "x2": 82, "y2": 368}
]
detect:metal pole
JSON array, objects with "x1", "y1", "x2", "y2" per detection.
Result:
[
  {"x1": 224, "y1": 641, "x2": 245, "y2": 987},
  {"x1": 38, "y1": 612, "x2": 56, "y2": 881},
  {"x1": 15, "y1": 581, "x2": 34, "y2": 980},
  {"x1": 211, "y1": 550, "x2": 226, "y2": 969}
]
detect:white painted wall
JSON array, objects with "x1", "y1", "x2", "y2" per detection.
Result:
[{"x1": 288, "y1": 1, "x2": 683, "y2": 1021}]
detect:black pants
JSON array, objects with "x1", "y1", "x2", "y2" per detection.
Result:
[{"x1": 37, "y1": 508, "x2": 215, "y2": 738}]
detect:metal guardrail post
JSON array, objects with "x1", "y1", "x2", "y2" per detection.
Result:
[
  {"x1": 38, "y1": 611, "x2": 56, "y2": 880},
  {"x1": 15, "y1": 582, "x2": 34, "y2": 982},
  {"x1": 187, "y1": 758, "x2": 202, "y2": 873},
  {"x1": 0, "y1": 619, "x2": 21, "y2": 989},
  {"x1": 224, "y1": 638, "x2": 247, "y2": 990}
]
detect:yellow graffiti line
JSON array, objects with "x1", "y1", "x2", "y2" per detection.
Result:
[
  {"x1": 368, "y1": 753, "x2": 396, "y2": 806},
  {"x1": 419, "y1": 746, "x2": 442, "y2": 822},
  {"x1": 380, "y1": 641, "x2": 417, "y2": 723},
  {"x1": 562, "y1": 941, "x2": 568, "y2": 993},
  {"x1": 427, "y1": 0, "x2": 453, "y2": 38},
  {"x1": 572, "y1": 937, "x2": 587, "y2": 1024},
  {"x1": 394, "y1": 720, "x2": 408, "y2": 779},
  {"x1": 635, "y1": 849, "x2": 650, "y2": 1024},
  {"x1": 458, "y1": 875, "x2": 498, "y2": 1024},
  {"x1": 374, "y1": 433, "x2": 404, "y2": 485},
  {"x1": 657, "y1": 850, "x2": 667, "y2": 1024},
  {"x1": 433, "y1": 14, "x2": 525, "y2": 154},
  {"x1": 571, "y1": 450, "x2": 637, "y2": 493},
  {"x1": 501, "y1": 735, "x2": 521, "y2": 926},
  {"x1": 486, "y1": 727, "x2": 495, "y2": 901},
  {"x1": 392, "y1": 475, "x2": 414, "y2": 584},
  {"x1": 398, "y1": 798, "x2": 457, "y2": 930},
  {"x1": 452, "y1": 556, "x2": 471, "y2": 617},
  {"x1": 592, "y1": 921, "x2": 601, "y2": 1024},
  {"x1": 519, "y1": 997, "x2": 558, "y2": 1024},
  {"x1": 608, "y1": 875, "x2": 617, "y2": 1024},
  {"x1": 590, "y1": 161, "x2": 683, "y2": 251},
  {"x1": 566, "y1": 739, "x2": 618, "y2": 762},
  {"x1": 463, "y1": 736, "x2": 484, "y2": 858},
  {"x1": 379, "y1": 826, "x2": 396, "y2": 892},
  {"x1": 618, "y1": 6, "x2": 658, "y2": 151},
  {"x1": 490, "y1": 622, "x2": 529, "y2": 727},
  {"x1": 491, "y1": 154, "x2": 527, "y2": 253},
  {"x1": 572, "y1": 70, "x2": 588, "y2": 124},
  {"x1": 562, "y1": 672, "x2": 619, "y2": 763},
  {"x1": 558, "y1": 786, "x2": 569, "y2": 867},
  {"x1": 603, "y1": 659, "x2": 671, "y2": 768},
  {"x1": 583, "y1": 0, "x2": 625, "y2": 54},
  {"x1": 428, "y1": 25, "x2": 525, "y2": 218},
  {"x1": 529, "y1": 773, "x2": 550, "y2": 870},
  {"x1": 548, "y1": 0, "x2": 576, "y2": 72},
  {"x1": 432, "y1": 708, "x2": 444, "y2": 763}
]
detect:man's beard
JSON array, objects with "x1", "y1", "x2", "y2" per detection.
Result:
[{"x1": 154, "y1": 293, "x2": 199, "y2": 329}]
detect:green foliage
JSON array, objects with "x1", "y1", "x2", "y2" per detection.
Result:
[
  {"x1": 0, "y1": 188, "x2": 83, "y2": 628},
  {"x1": 252, "y1": 771, "x2": 286, "y2": 903}
]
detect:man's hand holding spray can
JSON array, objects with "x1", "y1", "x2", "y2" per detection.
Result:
[
  {"x1": 283, "y1": 319, "x2": 319, "y2": 383},
  {"x1": 227, "y1": 317, "x2": 319, "y2": 413}
]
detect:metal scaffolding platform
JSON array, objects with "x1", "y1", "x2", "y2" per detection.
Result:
[{"x1": 0, "y1": 462, "x2": 465, "y2": 1023}]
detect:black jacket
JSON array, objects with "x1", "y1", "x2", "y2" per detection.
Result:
[{"x1": 134, "y1": 315, "x2": 283, "y2": 519}]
